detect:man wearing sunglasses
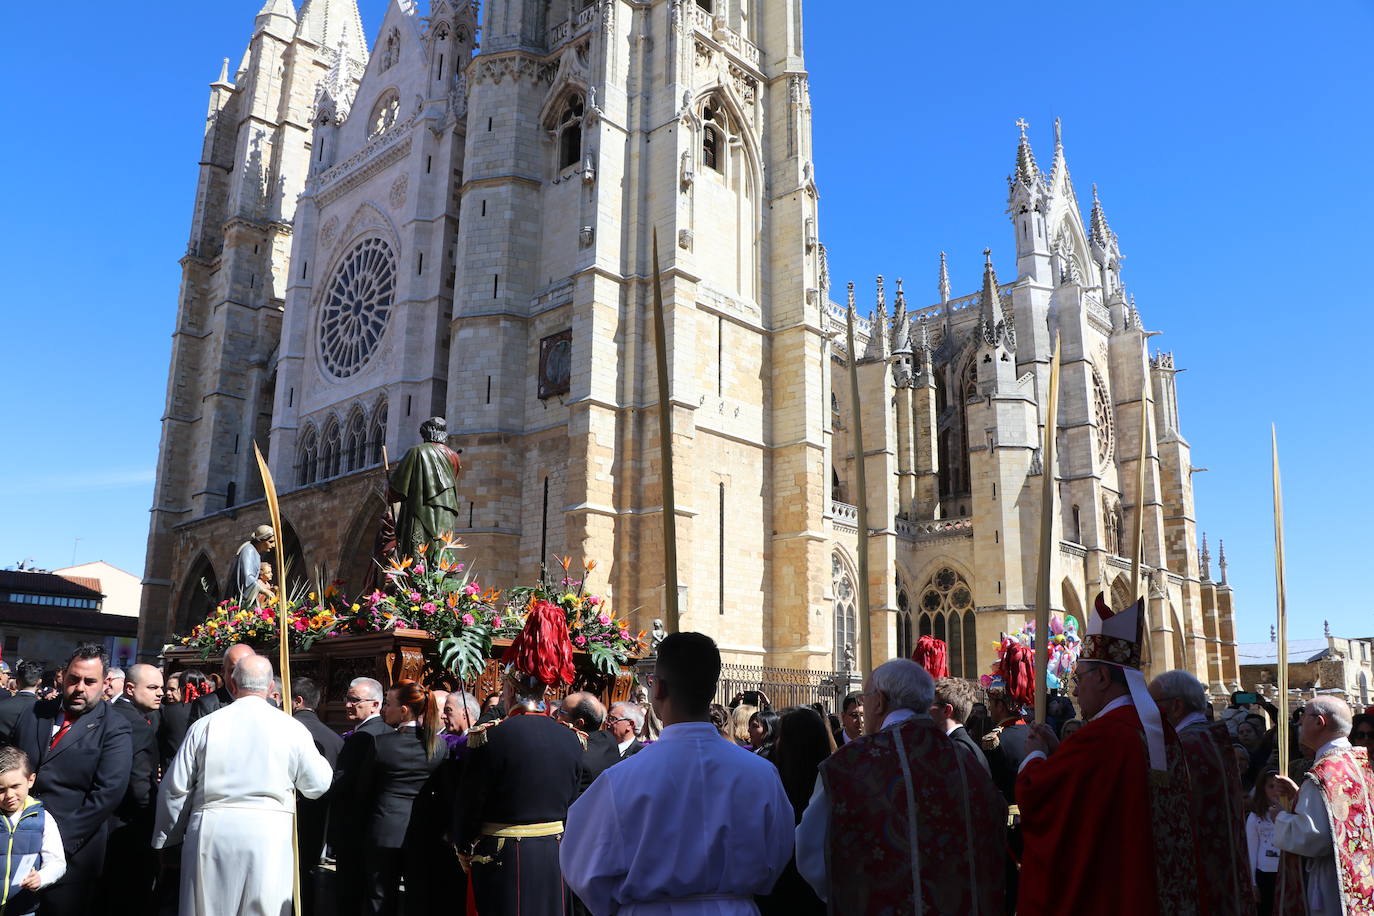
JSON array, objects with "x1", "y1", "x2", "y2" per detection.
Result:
[{"x1": 329, "y1": 677, "x2": 388, "y2": 915}]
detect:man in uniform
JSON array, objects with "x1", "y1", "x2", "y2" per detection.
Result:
[
  {"x1": 1150, "y1": 670, "x2": 1255, "y2": 916},
  {"x1": 1018, "y1": 595, "x2": 1200, "y2": 915},
  {"x1": 389, "y1": 417, "x2": 462, "y2": 560},
  {"x1": 1272, "y1": 696, "x2": 1374, "y2": 916},
  {"x1": 456, "y1": 600, "x2": 585, "y2": 916}
]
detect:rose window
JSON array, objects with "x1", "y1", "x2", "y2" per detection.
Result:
[
  {"x1": 318, "y1": 238, "x2": 395, "y2": 379},
  {"x1": 1093, "y1": 368, "x2": 1114, "y2": 466}
]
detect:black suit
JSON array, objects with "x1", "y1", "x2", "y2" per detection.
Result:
[
  {"x1": 457, "y1": 716, "x2": 584, "y2": 916},
  {"x1": 580, "y1": 729, "x2": 621, "y2": 791},
  {"x1": 330, "y1": 716, "x2": 393, "y2": 916},
  {"x1": 187, "y1": 685, "x2": 233, "y2": 723},
  {"x1": 14, "y1": 698, "x2": 133, "y2": 916},
  {"x1": 0, "y1": 691, "x2": 38, "y2": 743},
  {"x1": 981, "y1": 718, "x2": 1029, "y2": 916},
  {"x1": 619, "y1": 738, "x2": 644, "y2": 760},
  {"x1": 103, "y1": 699, "x2": 160, "y2": 909},
  {"x1": 950, "y1": 724, "x2": 993, "y2": 775},
  {"x1": 294, "y1": 709, "x2": 343, "y2": 916},
  {"x1": 361, "y1": 727, "x2": 447, "y2": 916},
  {"x1": 157, "y1": 700, "x2": 192, "y2": 768}
]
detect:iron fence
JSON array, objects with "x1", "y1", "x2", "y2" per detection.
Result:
[{"x1": 714, "y1": 663, "x2": 860, "y2": 712}]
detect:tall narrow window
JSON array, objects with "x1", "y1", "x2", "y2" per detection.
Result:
[
  {"x1": 702, "y1": 126, "x2": 720, "y2": 172},
  {"x1": 832, "y1": 554, "x2": 856, "y2": 671},
  {"x1": 896, "y1": 588, "x2": 912, "y2": 659},
  {"x1": 321, "y1": 418, "x2": 342, "y2": 479},
  {"x1": 701, "y1": 98, "x2": 731, "y2": 173},
  {"x1": 558, "y1": 95, "x2": 585, "y2": 170},
  {"x1": 368, "y1": 400, "x2": 388, "y2": 466},
  {"x1": 297, "y1": 426, "x2": 319, "y2": 487},
  {"x1": 344, "y1": 408, "x2": 367, "y2": 471}
]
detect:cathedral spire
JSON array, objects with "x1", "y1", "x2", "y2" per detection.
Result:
[
  {"x1": 891, "y1": 279, "x2": 912, "y2": 354},
  {"x1": 1013, "y1": 117, "x2": 1040, "y2": 187},
  {"x1": 256, "y1": 0, "x2": 298, "y2": 33},
  {"x1": 976, "y1": 250, "x2": 1014, "y2": 349},
  {"x1": 1199, "y1": 532, "x2": 1211, "y2": 580},
  {"x1": 938, "y1": 251, "x2": 950, "y2": 304},
  {"x1": 1218, "y1": 538, "x2": 1228, "y2": 585},
  {"x1": 915, "y1": 319, "x2": 935, "y2": 389},
  {"x1": 864, "y1": 276, "x2": 890, "y2": 361},
  {"x1": 1089, "y1": 183, "x2": 1113, "y2": 251},
  {"x1": 213, "y1": 57, "x2": 233, "y2": 88},
  {"x1": 1047, "y1": 117, "x2": 1071, "y2": 194},
  {"x1": 297, "y1": 0, "x2": 368, "y2": 63}
]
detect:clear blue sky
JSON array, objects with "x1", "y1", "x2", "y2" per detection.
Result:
[{"x1": 1, "y1": 2, "x2": 1369, "y2": 644}]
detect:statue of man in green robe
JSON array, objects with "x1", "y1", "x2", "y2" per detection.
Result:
[{"x1": 388, "y1": 417, "x2": 462, "y2": 560}]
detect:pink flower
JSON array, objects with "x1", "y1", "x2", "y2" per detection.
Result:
[
  {"x1": 574, "y1": 635, "x2": 587, "y2": 647},
  {"x1": 409, "y1": 591, "x2": 422, "y2": 603},
  {"x1": 454, "y1": 563, "x2": 466, "y2": 572},
  {"x1": 413, "y1": 564, "x2": 425, "y2": 575},
  {"x1": 422, "y1": 602, "x2": 437, "y2": 615},
  {"x1": 597, "y1": 614, "x2": 611, "y2": 626},
  {"x1": 464, "y1": 583, "x2": 480, "y2": 596},
  {"x1": 587, "y1": 596, "x2": 602, "y2": 606},
  {"x1": 293, "y1": 620, "x2": 307, "y2": 632},
  {"x1": 461, "y1": 613, "x2": 475, "y2": 626},
  {"x1": 492, "y1": 617, "x2": 504, "y2": 628},
  {"x1": 619, "y1": 629, "x2": 631, "y2": 639}
]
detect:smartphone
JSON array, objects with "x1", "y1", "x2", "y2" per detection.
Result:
[{"x1": 1231, "y1": 691, "x2": 1261, "y2": 706}]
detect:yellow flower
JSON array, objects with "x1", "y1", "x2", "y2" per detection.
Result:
[
  {"x1": 309, "y1": 592, "x2": 317, "y2": 602},
  {"x1": 351, "y1": 603, "x2": 360, "y2": 612}
]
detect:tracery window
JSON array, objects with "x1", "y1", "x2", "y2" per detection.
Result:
[
  {"x1": 1092, "y1": 366, "x2": 1114, "y2": 466},
  {"x1": 832, "y1": 554, "x2": 856, "y2": 671},
  {"x1": 344, "y1": 407, "x2": 367, "y2": 472},
  {"x1": 558, "y1": 94, "x2": 585, "y2": 170},
  {"x1": 319, "y1": 237, "x2": 396, "y2": 379},
  {"x1": 371, "y1": 91, "x2": 400, "y2": 136},
  {"x1": 296, "y1": 425, "x2": 319, "y2": 487},
  {"x1": 1103, "y1": 495, "x2": 1124, "y2": 555},
  {"x1": 938, "y1": 359, "x2": 976, "y2": 504},
  {"x1": 320, "y1": 417, "x2": 342, "y2": 479},
  {"x1": 915, "y1": 567, "x2": 977, "y2": 677},
  {"x1": 368, "y1": 399, "x2": 388, "y2": 466}
]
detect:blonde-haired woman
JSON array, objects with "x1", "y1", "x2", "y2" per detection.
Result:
[{"x1": 731, "y1": 704, "x2": 757, "y2": 746}]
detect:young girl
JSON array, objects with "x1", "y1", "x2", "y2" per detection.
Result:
[{"x1": 1245, "y1": 770, "x2": 1282, "y2": 915}]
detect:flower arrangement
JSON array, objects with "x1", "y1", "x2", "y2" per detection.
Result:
[{"x1": 174, "y1": 540, "x2": 645, "y2": 681}]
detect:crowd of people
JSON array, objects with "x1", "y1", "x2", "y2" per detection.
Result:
[{"x1": 0, "y1": 590, "x2": 1370, "y2": 916}]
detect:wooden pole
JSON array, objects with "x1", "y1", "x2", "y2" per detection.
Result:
[
  {"x1": 650, "y1": 228, "x2": 680, "y2": 632},
  {"x1": 252, "y1": 442, "x2": 302, "y2": 916},
  {"x1": 844, "y1": 289, "x2": 873, "y2": 679},
  {"x1": 1130, "y1": 377, "x2": 1152, "y2": 672},
  {"x1": 1272, "y1": 426, "x2": 1289, "y2": 779},
  {"x1": 1034, "y1": 337, "x2": 1062, "y2": 725}
]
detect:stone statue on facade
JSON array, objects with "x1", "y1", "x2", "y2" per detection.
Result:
[
  {"x1": 225, "y1": 524, "x2": 275, "y2": 606},
  {"x1": 388, "y1": 417, "x2": 462, "y2": 560},
  {"x1": 650, "y1": 618, "x2": 668, "y2": 653}
]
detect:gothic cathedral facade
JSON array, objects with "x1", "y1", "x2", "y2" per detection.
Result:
[{"x1": 140, "y1": 0, "x2": 1241, "y2": 694}]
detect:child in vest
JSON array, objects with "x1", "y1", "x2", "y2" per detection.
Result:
[{"x1": 0, "y1": 747, "x2": 65, "y2": 916}]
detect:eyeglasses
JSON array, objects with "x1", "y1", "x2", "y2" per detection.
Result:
[{"x1": 344, "y1": 695, "x2": 375, "y2": 705}]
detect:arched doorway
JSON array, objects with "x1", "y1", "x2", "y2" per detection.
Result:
[
  {"x1": 175, "y1": 552, "x2": 220, "y2": 636},
  {"x1": 338, "y1": 491, "x2": 388, "y2": 596}
]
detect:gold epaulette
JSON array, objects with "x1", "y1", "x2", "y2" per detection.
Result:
[{"x1": 467, "y1": 720, "x2": 500, "y2": 749}]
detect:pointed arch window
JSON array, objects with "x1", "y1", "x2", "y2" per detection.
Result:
[
  {"x1": 896, "y1": 587, "x2": 913, "y2": 659},
  {"x1": 381, "y1": 29, "x2": 400, "y2": 71},
  {"x1": 344, "y1": 407, "x2": 367, "y2": 472},
  {"x1": 558, "y1": 94, "x2": 585, "y2": 171},
  {"x1": 915, "y1": 566, "x2": 976, "y2": 677},
  {"x1": 701, "y1": 98, "x2": 733, "y2": 174},
  {"x1": 321, "y1": 417, "x2": 342, "y2": 479},
  {"x1": 938, "y1": 359, "x2": 975, "y2": 504},
  {"x1": 368, "y1": 399, "x2": 388, "y2": 467},
  {"x1": 832, "y1": 554, "x2": 857, "y2": 671},
  {"x1": 297, "y1": 425, "x2": 319, "y2": 487}
]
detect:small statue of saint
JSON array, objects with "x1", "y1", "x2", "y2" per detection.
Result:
[
  {"x1": 225, "y1": 525, "x2": 275, "y2": 606},
  {"x1": 649, "y1": 618, "x2": 668, "y2": 654},
  {"x1": 388, "y1": 417, "x2": 462, "y2": 561}
]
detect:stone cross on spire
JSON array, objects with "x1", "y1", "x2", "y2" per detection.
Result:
[{"x1": 1015, "y1": 117, "x2": 1029, "y2": 137}]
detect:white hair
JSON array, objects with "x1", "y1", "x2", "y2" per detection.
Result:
[
  {"x1": 448, "y1": 690, "x2": 481, "y2": 725},
  {"x1": 350, "y1": 677, "x2": 384, "y2": 703},
  {"x1": 1308, "y1": 696, "x2": 1352, "y2": 737},
  {"x1": 232, "y1": 656, "x2": 275, "y2": 694},
  {"x1": 1151, "y1": 670, "x2": 1208, "y2": 714},
  {"x1": 107, "y1": 667, "x2": 125, "y2": 681},
  {"x1": 611, "y1": 701, "x2": 645, "y2": 731},
  {"x1": 869, "y1": 659, "x2": 934, "y2": 713}
]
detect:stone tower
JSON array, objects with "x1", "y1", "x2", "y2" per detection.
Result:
[
  {"x1": 139, "y1": 0, "x2": 367, "y2": 644},
  {"x1": 448, "y1": 0, "x2": 829, "y2": 663}
]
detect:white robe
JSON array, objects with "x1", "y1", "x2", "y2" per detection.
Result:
[
  {"x1": 561, "y1": 721, "x2": 794, "y2": 915},
  {"x1": 1273, "y1": 738, "x2": 1350, "y2": 916},
  {"x1": 153, "y1": 694, "x2": 334, "y2": 916}
]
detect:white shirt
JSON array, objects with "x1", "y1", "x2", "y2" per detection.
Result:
[
  {"x1": 4, "y1": 804, "x2": 65, "y2": 889},
  {"x1": 1246, "y1": 812, "x2": 1279, "y2": 880},
  {"x1": 794, "y1": 709, "x2": 923, "y2": 901},
  {"x1": 1175, "y1": 711, "x2": 1208, "y2": 733},
  {"x1": 1273, "y1": 738, "x2": 1350, "y2": 915},
  {"x1": 1018, "y1": 694, "x2": 1134, "y2": 774},
  {"x1": 562, "y1": 721, "x2": 794, "y2": 914},
  {"x1": 617, "y1": 735, "x2": 637, "y2": 756}
]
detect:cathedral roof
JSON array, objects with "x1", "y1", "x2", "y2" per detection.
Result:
[{"x1": 297, "y1": 0, "x2": 369, "y2": 62}]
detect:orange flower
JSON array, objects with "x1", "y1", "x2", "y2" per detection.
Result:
[
  {"x1": 583, "y1": 558, "x2": 597, "y2": 572},
  {"x1": 557, "y1": 555, "x2": 572, "y2": 571}
]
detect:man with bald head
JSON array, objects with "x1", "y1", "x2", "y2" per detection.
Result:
[
  {"x1": 1271, "y1": 697, "x2": 1374, "y2": 916},
  {"x1": 105, "y1": 664, "x2": 164, "y2": 907},
  {"x1": 188, "y1": 643, "x2": 255, "y2": 723},
  {"x1": 156, "y1": 655, "x2": 332, "y2": 915}
]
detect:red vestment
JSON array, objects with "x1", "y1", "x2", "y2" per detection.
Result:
[
  {"x1": 1307, "y1": 745, "x2": 1374, "y2": 914},
  {"x1": 1176, "y1": 720, "x2": 1256, "y2": 916},
  {"x1": 1017, "y1": 703, "x2": 1199, "y2": 916},
  {"x1": 821, "y1": 717, "x2": 1006, "y2": 914}
]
